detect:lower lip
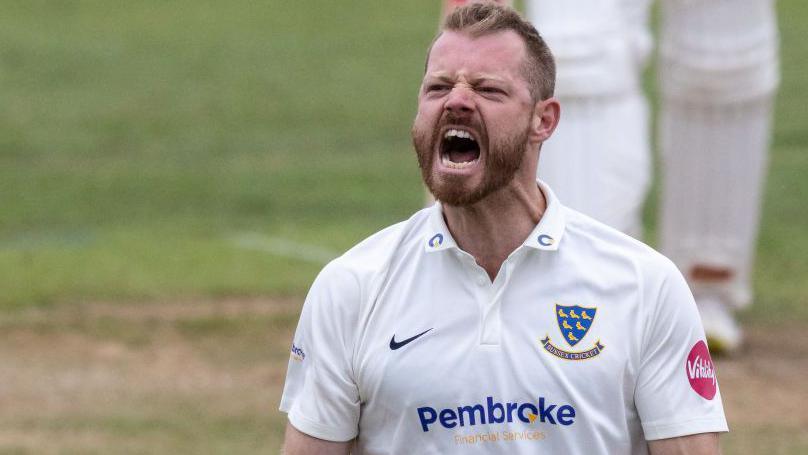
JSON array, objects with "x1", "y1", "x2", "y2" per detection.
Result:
[{"x1": 437, "y1": 155, "x2": 481, "y2": 174}]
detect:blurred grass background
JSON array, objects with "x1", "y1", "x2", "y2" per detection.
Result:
[
  {"x1": 2, "y1": 1, "x2": 806, "y2": 318},
  {"x1": 0, "y1": 0, "x2": 806, "y2": 453},
  {"x1": 0, "y1": 0, "x2": 432, "y2": 308}
]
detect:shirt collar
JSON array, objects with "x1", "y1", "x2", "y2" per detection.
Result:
[
  {"x1": 423, "y1": 203, "x2": 458, "y2": 253},
  {"x1": 422, "y1": 179, "x2": 567, "y2": 253},
  {"x1": 522, "y1": 179, "x2": 566, "y2": 251}
]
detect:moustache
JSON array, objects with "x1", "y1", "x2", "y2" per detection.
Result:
[{"x1": 437, "y1": 112, "x2": 478, "y2": 129}]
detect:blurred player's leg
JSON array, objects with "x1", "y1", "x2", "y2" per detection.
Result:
[
  {"x1": 537, "y1": 90, "x2": 650, "y2": 237},
  {"x1": 526, "y1": 0, "x2": 653, "y2": 238},
  {"x1": 658, "y1": 0, "x2": 779, "y2": 352}
]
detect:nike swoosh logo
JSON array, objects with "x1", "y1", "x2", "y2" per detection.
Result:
[{"x1": 389, "y1": 328, "x2": 433, "y2": 350}]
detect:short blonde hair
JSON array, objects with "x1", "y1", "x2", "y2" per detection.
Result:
[{"x1": 435, "y1": 3, "x2": 556, "y2": 101}]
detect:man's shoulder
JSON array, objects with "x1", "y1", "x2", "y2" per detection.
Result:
[
  {"x1": 300, "y1": 208, "x2": 433, "y2": 332},
  {"x1": 561, "y1": 206, "x2": 679, "y2": 277},
  {"x1": 322, "y1": 207, "x2": 432, "y2": 284}
]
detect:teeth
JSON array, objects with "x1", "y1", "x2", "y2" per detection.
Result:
[
  {"x1": 441, "y1": 154, "x2": 477, "y2": 169},
  {"x1": 444, "y1": 129, "x2": 476, "y2": 141}
]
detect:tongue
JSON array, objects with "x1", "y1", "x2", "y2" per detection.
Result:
[{"x1": 449, "y1": 149, "x2": 478, "y2": 163}]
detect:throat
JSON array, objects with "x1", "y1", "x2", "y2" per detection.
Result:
[{"x1": 442, "y1": 185, "x2": 548, "y2": 279}]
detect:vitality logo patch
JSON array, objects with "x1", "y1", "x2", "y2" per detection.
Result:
[
  {"x1": 686, "y1": 340, "x2": 717, "y2": 400},
  {"x1": 541, "y1": 304, "x2": 604, "y2": 360}
]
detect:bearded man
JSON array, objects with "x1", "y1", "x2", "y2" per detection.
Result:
[{"x1": 280, "y1": 4, "x2": 728, "y2": 454}]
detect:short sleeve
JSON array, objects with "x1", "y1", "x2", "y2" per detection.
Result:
[
  {"x1": 279, "y1": 262, "x2": 361, "y2": 442},
  {"x1": 635, "y1": 260, "x2": 729, "y2": 440}
]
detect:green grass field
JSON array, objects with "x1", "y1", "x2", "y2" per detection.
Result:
[
  {"x1": 1, "y1": 0, "x2": 807, "y2": 453},
  {"x1": 2, "y1": 0, "x2": 807, "y2": 318},
  {"x1": 1, "y1": 0, "x2": 435, "y2": 308}
]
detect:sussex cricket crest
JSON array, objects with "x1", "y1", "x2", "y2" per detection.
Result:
[{"x1": 541, "y1": 304, "x2": 604, "y2": 361}]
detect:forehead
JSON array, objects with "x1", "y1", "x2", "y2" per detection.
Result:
[{"x1": 426, "y1": 30, "x2": 527, "y2": 79}]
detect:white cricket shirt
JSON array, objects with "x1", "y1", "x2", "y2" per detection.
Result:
[{"x1": 279, "y1": 181, "x2": 728, "y2": 454}]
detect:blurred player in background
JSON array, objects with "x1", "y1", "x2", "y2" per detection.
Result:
[{"x1": 441, "y1": 0, "x2": 779, "y2": 353}]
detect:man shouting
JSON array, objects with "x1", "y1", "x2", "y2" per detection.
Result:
[{"x1": 280, "y1": 4, "x2": 727, "y2": 454}]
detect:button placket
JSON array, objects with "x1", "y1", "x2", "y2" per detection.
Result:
[
  {"x1": 453, "y1": 248, "x2": 523, "y2": 346},
  {"x1": 480, "y1": 277, "x2": 502, "y2": 345},
  {"x1": 480, "y1": 259, "x2": 515, "y2": 346},
  {"x1": 480, "y1": 251, "x2": 526, "y2": 346}
]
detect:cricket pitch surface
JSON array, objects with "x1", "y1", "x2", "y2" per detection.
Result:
[{"x1": 0, "y1": 299, "x2": 805, "y2": 454}]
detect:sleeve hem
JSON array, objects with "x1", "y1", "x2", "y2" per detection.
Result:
[
  {"x1": 287, "y1": 408, "x2": 358, "y2": 443},
  {"x1": 642, "y1": 416, "x2": 729, "y2": 441},
  {"x1": 279, "y1": 395, "x2": 293, "y2": 413}
]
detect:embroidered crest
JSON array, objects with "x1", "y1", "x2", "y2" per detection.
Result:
[
  {"x1": 556, "y1": 304, "x2": 595, "y2": 347},
  {"x1": 541, "y1": 303, "x2": 604, "y2": 361}
]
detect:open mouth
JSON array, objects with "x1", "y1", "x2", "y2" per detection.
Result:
[{"x1": 440, "y1": 128, "x2": 480, "y2": 169}]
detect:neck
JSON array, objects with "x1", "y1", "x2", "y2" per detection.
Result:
[{"x1": 442, "y1": 179, "x2": 545, "y2": 281}]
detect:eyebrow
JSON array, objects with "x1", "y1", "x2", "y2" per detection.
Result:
[{"x1": 425, "y1": 72, "x2": 508, "y2": 85}]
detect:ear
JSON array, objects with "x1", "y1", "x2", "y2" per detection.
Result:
[{"x1": 528, "y1": 97, "x2": 561, "y2": 144}]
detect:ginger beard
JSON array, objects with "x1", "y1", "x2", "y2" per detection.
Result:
[{"x1": 412, "y1": 112, "x2": 532, "y2": 206}]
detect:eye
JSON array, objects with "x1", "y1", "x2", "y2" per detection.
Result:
[
  {"x1": 426, "y1": 84, "x2": 450, "y2": 93},
  {"x1": 477, "y1": 86, "x2": 505, "y2": 95}
]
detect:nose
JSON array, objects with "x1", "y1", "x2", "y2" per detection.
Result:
[{"x1": 444, "y1": 85, "x2": 474, "y2": 116}]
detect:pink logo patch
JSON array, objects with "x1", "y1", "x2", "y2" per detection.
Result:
[{"x1": 685, "y1": 340, "x2": 717, "y2": 400}]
